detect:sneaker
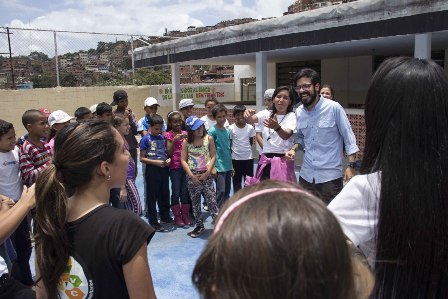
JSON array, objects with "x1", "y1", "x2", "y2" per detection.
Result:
[
  {"x1": 188, "y1": 225, "x2": 205, "y2": 238},
  {"x1": 161, "y1": 217, "x2": 175, "y2": 224},
  {"x1": 203, "y1": 205, "x2": 209, "y2": 211},
  {"x1": 151, "y1": 222, "x2": 165, "y2": 232}
]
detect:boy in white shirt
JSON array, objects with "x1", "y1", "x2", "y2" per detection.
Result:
[
  {"x1": 229, "y1": 105, "x2": 256, "y2": 193},
  {"x1": 200, "y1": 98, "x2": 229, "y2": 130},
  {"x1": 0, "y1": 119, "x2": 33, "y2": 286}
]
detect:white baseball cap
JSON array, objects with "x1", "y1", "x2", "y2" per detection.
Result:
[
  {"x1": 48, "y1": 110, "x2": 73, "y2": 128},
  {"x1": 144, "y1": 97, "x2": 159, "y2": 107},
  {"x1": 89, "y1": 104, "x2": 98, "y2": 114},
  {"x1": 264, "y1": 89, "x2": 275, "y2": 100},
  {"x1": 179, "y1": 99, "x2": 194, "y2": 109}
]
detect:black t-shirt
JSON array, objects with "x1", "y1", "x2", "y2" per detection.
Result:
[{"x1": 58, "y1": 205, "x2": 154, "y2": 299}]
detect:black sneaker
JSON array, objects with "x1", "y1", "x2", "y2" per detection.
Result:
[
  {"x1": 161, "y1": 217, "x2": 175, "y2": 224},
  {"x1": 188, "y1": 225, "x2": 205, "y2": 238},
  {"x1": 151, "y1": 222, "x2": 165, "y2": 232}
]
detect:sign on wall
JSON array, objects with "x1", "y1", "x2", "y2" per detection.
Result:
[{"x1": 157, "y1": 84, "x2": 235, "y2": 104}]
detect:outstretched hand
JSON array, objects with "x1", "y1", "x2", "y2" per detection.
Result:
[
  {"x1": 244, "y1": 109, "x2": 256, "y2": 124},
  {"x1": 263, "y1": 117, "x2": 280, "y2": 130}
]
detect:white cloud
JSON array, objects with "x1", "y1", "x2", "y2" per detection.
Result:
[
  {"x1": 254, "y1": 0, "x2": 293, "y2": 18},
  {"x1": 1, "y1": 0, "x2": 290, "y2": 56},
  {"x1": 5, "y1": 0, "x2": 288, "y2": 34}
]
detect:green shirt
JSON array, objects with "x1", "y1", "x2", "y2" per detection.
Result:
[{"x1": 208, "y1": 126, "x2": 233, "y2": 172}]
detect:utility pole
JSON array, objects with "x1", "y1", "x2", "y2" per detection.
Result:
[{"x1": 0, "y1": 27, "x2": 15, "y2": 89}]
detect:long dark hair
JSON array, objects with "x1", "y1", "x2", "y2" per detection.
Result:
[
  {"x1": 363, "y1": 57, "x2": 448, "y2": 297},
  {"x1": 187, "y1": 124, "x2": 206, "y2": 144},
  {"x1": 34, "y1": 120, "x2": 117, "y2": 298},
  {"x1": 193, "y1": 180, "x2": 357, "y2": 299},
  {"x1": 271, "y1": 86, "x2": 294, "y2": 117}
]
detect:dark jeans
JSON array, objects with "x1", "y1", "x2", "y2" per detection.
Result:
[
  {"x1": 0, "y1": 275, "x2": 35, "y2": 299},
  {"x1": 10, "y1": 218, "x2": 33, "y2": 286},
  {"x1": 145, "y1": 164, "x2": 171, "y2": 223},
  {"x1": 109, "y1": 188, "x2": 125, "y2": 209},
  {"x1": 169, "y1": 168, "x2": 189, "y2": 206},
  {"x1": 299, "y1": 176, "x2": 343, "y2": 205},
  {"x1": 232, "y1": 159, "x2": 254, "y2": 193},
  {"x1": 216, "y1": 170, "x2": 232, "y2": 207}
]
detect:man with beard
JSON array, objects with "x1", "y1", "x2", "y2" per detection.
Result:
[{"x1": 285, "y1": 68, "x2": 358, "y2": 205}]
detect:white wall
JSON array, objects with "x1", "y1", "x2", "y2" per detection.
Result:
[
  {"x1": 234, "y1": 62, "x2": 276, "y2": 101},
  {"x1": 234, "y1": 65, "x2": 255, "y2": 101},
  {"x1": 267, "y1": 62, "x2": 277, "y2": 90}
]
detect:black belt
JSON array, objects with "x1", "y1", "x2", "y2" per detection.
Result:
[{"x1": 0, "y1": 273, "x2": 9, "y2": 289}]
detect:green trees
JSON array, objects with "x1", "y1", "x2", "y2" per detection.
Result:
[
  {"x1": 134, "y1": 68, "x2": 171, "y2": 85},
  {"x1": 60, "y1": 73, "x2": 78, "y2": 87},
  {"x1": 31, "y1": 73, "x2": 57, "y2": 88},
  {"x1": 28, "y1": 51, "x2": 49, "y2": 61}
]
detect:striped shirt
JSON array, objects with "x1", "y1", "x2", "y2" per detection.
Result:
[{"x1": 19, "y1": 140, "x2": 52, "y2": 187}]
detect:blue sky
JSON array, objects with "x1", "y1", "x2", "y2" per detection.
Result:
[{"x1": 0, "y1": 0, "x2": 293, "y2": 35}]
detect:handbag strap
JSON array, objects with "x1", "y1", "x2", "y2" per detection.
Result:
[{"x1": 254, "y1": 163, "x2": 267, "y2": 179}]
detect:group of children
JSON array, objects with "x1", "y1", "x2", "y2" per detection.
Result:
[
  {"x1": 0, "y1": 91, "x2": 374, "y2": 298},
  {"x1": 139, "y1": 97, "x2": 256, "y2": 238},
  {"x1": 0, "y1": 90, "x2": 145, "y2": 291},
  {"x1": 0, "y1": 91, "x2": 258, "y2": 297}
]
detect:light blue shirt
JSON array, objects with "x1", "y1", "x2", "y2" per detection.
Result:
[
  {"x1": 137, "y1": 115, "x2": 167, "y2": 135},
  {"x1": 295, "y1": 97, "x2": 359, "y2": 183}
]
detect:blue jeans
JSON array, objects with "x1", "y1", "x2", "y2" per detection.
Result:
[
  {"x1": 169, "y1": 168, "x2": 189, "y2": 206},
  {"x1": 216, "y1": 170, "x2": 232, "y2": 207}
]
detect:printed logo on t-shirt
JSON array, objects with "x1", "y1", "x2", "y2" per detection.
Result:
[
  {"x1": 2, "y1": 160, "x2": 16, "y2": 166},
  {"x1": 148, "y1": 140, "x2": 157, "y2": 156},
  {"x1": 58, "y1": 256, "x2": 93, "y2": 299}
]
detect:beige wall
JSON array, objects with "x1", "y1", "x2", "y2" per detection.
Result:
[
  {"x1": 0, "y1": 85, "x2": 159, "y2": 136},
  {"x1": 321, "y1": 56, "x2": 373, "y2": 107},
  {"x1": 0, "y1": 83, "x2": 239, "y2": 136}
]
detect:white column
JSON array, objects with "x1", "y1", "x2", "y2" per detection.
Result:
[
  {"x1": 171, "y1": 63, "x2": 180, "y2": 110},
  {"x1": 414, "y1": 33, "x2": 432, "y2": 59},
  {"x1": 256, "y1": 52, "x2": 267, "y2": 112}
]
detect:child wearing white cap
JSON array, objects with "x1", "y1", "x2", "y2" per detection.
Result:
[
  {"x1": 47, "y1": 110, "x2": 73, "y2": 153},
  {"x1": 137, "y1": 97, "x2": 166, "y2": 136},
  {"x1": 179, "y1": 99, "x2": 195, "y2": 130}
]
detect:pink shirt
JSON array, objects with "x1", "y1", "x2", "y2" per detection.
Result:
[{"x1": 164, "y1": 130, "x2": 187, "y2": 170}]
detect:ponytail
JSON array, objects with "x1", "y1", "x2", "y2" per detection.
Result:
[
  {"x1": 34, "y1": 120, "x2": 117, "y2": 296},
  {"x1": 35, "y1": 163, "x2": 70, "y2": 298}
]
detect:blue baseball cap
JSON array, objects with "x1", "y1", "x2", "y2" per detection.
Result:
[{"x1": 186, "y1": 116, "x2": 205, "y2": 131}]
